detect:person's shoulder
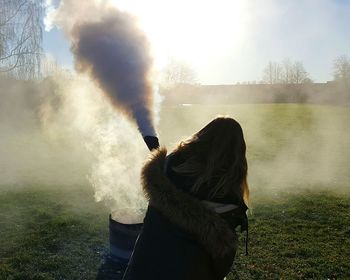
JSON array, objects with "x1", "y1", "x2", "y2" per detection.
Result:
[
  {"x1": 165, "y1": 152, "x2": 184, "y2": 172},
  {"x1": 166, "y1": 151, "x2": 182, "y2": 164}
]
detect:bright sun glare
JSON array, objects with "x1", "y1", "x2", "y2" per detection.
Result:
[{"x1": 112, "y1": 0, "x2": 249, "y2": 70}]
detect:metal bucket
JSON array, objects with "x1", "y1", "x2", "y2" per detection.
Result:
[{"x1": 109, "y1": 213, "x2": 143, "y2": 264}]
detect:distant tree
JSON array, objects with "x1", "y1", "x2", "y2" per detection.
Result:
[
  {"x1": 281, "y1": 58, "x2": 293, "y2": 84},
  {"x1": 291, "y1": 61, "x2": 310, "y2": 84},
  {"x1": 262, "y1": 61, "x2": 283, "y2": 84},
  {"x1": 0, "y1": 0, "x2": 43, "y2": 80},
  {"x1": 262, "y1": 59, "x2": 311, "y2": 84},
  {"x1": 333, "y1": 55, "x2": 350, "y2": 82},
  {"x1": 160, "y1": 59, "x2": 197, "y2": 88}
]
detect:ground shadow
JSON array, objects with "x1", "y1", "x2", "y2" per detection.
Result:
[{"x1": 96, "y1": 253, "x2": 127, "y2": 280}]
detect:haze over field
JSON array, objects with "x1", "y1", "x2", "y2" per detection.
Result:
[
  {"x1": 1, "y1": 0, "x2": 350, "y2": 215},
  {"x1": 0, "y1": 78, "x2": 149, "y2": 212},
  {"x1": 1, "y1": 77, "x2": 349, "y2": 216}
]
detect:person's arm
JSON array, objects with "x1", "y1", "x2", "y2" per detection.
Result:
[{"x1": 212, "y1": 236, "x2": 237, "y2": 279}]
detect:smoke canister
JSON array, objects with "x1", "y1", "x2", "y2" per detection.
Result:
[
  {"x1": 109, "y1": 211, "x2": 143, "y2": 264},
  {"x1": 143, "y1": 136, "x2": 159, "y2": 151}
]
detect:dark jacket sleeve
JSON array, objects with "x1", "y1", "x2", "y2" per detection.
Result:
[
  {"x1": 211, "y1": 207, "x2": 249, "y2": 278},
  {"x1": 212, "y1": 232, "x2": 238, "y2": 279}
]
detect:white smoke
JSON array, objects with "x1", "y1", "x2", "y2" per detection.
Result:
[
  {"x1": 39, "y1": 75, "x2": 149, "y2": 212},
  {"x1": 42, "y1": 0, "x2": 159, "y2": 216}
]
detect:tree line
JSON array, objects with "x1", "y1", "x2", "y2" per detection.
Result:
[
  {"x1": 160, "y1": 55, "x2": 350, "y2": 89},
  {"x1": 262, "y1": 56, "x2": 350, "y2": 86},
  {"x1": 262, "y1": 59, "x2": 311, "y2": 85}
]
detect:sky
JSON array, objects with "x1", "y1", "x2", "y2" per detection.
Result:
[{"x1": 43, "y1": 0, "x2": 350, "y2": 84}]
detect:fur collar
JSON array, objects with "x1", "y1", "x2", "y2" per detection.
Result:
[{"x1": 141, "y1": 147, "x2": 236, "y2": 258}]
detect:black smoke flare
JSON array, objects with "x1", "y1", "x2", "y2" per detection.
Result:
[{"x1": 72, "y1": 9, "x2": 156, "y2": 136}]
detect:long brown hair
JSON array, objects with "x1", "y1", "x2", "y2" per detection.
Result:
[{"x1": 172, "y1": 117, "x2": 249, "y2": 205}]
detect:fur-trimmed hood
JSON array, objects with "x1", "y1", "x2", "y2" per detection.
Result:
[{"x1": 141, "y1": 147, "x2": 237, "y2": 258}]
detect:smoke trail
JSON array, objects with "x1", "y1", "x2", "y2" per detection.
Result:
[
  {"x1": 39, "y1": 75, "x2": 149, "y2": 212},
  {"x1": 51, "y1": 0, "x2": 156, "y2": 136}
]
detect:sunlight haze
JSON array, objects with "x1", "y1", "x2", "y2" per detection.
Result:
[{"x1": 43, "y1": 0, "x2": 350, "y2": 84}]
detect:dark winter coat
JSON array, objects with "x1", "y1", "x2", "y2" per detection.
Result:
[{"x1": 123, "y1": 148, "x2": 247, "y2": 280}]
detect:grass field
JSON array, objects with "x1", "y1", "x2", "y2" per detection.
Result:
[
  {"x1": 231, "y1": 191, "x2": 350, "y2": 279},
  {"x1": 1, "y1": 103, "x2": 350, "y2": 279}
]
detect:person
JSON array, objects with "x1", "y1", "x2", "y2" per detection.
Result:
[{"x1": 123, "y1": 117, "x2": 249, "y2": 280}]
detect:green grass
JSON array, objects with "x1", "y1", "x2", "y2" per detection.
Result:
[
  {"x1": 0, "y1": 186, "x2": 110, "y2": 280},
  {"x1": 1, "y1": 103, "x2": 350, "y2": 279},
  {"x1": 230, "y1": 191, "x2": 350, "y2": 279},
  {"x1": 0, "y1": 187, "x2": 349, "y2": 279}
]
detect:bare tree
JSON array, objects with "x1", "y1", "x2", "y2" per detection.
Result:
[
  {"x1": 291, "y1": 61, "x2": 310, "y2": 84},
  {"x1": 263, "y1": 59, "x2": 311, "y2": 84},
  {"x1": 281, "y1": 58, "x2": 293, "y2": 84},
  {"x1": 160, "y1": 59, "x2": 197, "y2": 88},
  {"x1": 262, "y1": 61, "x2": 283, "y2": 84},
  {"x1": 0, "y1": 0, "x2": 43, "y2": 80},
  {"x1": 333, "y1": 55, "x2": 350, "y2": 81}
]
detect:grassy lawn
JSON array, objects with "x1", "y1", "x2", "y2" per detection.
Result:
[
  {"x1": 1, "y1": 103, "x2": 350, "y2": 279},
  {"x1": 0, "y1": 187, "x2": 349, "y2": 279},
  {"x1": 0, "y1": 186, "x2": 110, "y2": 280},
  {"x1": 230, "y1": 191, "x2": 350, "y2": 280}
]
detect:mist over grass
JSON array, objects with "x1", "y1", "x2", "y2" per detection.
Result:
[
  {"x1": 158, "y1": 103, "x2": 350, "y2": 198},
  {"x1": 0, "y1": 78, "x2": 91, "y2": 188},
  {"x1": 1, "y1": 76, "x2": 350, "y2": 205},
  {"x1": 0, "y1": 77, "x2": 148, "y2": 214},
  {"x1": 1, "y1": 77, "x2": 350, "y2": 279}
]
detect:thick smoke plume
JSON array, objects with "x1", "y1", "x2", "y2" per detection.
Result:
[
  {"x1": 1, "y1": 75, "x2": 149, "y2": 214},
  {"x1": 51, "y1": 0, "x2": 156, "y2": 136}
]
